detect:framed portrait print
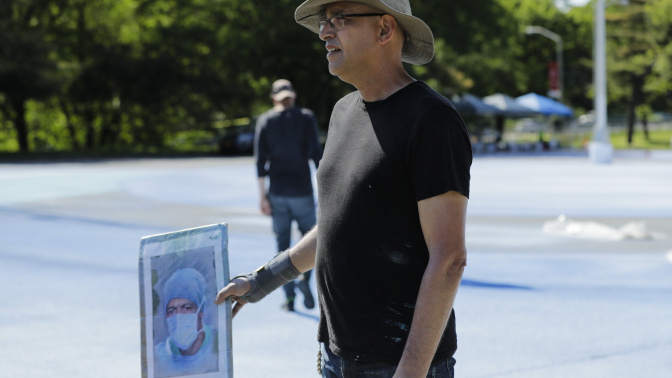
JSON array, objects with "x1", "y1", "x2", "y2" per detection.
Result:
[{"x1": 139, "y1": 223, "x2": 232, "y2": 378}]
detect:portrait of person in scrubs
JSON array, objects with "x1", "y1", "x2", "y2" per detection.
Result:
[{"x1": 154, "y1": 268, "x2": 218, "y2": 377}]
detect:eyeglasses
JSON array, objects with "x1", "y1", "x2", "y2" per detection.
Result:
[{"x1": 319, "y1": 13, "x2": 385, "y2": 32}]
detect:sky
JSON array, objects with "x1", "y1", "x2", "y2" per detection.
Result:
[
  {"x1": 557, "y1": 0, "x2": 592, "y2": 11},
  {"x1": 564, "y1": 0, "x2": 591, "y2": 6}
]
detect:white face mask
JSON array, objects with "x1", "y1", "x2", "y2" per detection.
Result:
[{"x1": 167, "y1": 298, "x2": 204, "y2": 350}]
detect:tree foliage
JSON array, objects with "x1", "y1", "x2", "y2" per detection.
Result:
[
  {"x1": 0, "y1": 0, "x2": 669, "y2": 153},
  {"x1": 0, "y1": 0, "x2": 66, "y2": 151},
  {"x1": 604, "y1": 0, "x2": 672, "y2": 143}
]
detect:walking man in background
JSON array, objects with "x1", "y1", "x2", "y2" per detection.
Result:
[
  {"x1": 254, "y1": 79, "x2": 322, "y2": 312},
  {"x1": 218, "y1": 1, "x2": 472, "y2": 376}
]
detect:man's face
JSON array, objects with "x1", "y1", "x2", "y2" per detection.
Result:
[
  {"x1": 276, "y1": 96, "x2": 295, "y2": 108},
  {"x1": 319, "y1": 2, "x2": 382, "y2": 81}
]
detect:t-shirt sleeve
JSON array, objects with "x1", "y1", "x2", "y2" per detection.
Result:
[{"x1": 409, "y1": 104, "x2": 472, "y2": 201}]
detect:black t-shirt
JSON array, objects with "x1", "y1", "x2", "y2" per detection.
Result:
[
  {"x1": 254, "y1": 107, "x2": 322, "y2": 197},
  {"x1": 315, "y1": 81, "x2": 472, "y2": 364}
]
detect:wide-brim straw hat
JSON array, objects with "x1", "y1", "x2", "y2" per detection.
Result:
[{"x1": 295, "y1": 0, "x2": 434, "y2": 65}]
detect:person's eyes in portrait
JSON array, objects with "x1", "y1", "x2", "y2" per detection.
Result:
[
  {"x1": 166, "y1": 298, "x2": 197, "y2": 317},
  {"x1": 181, "y1": 302, "x2": 196, "y2": 313}
]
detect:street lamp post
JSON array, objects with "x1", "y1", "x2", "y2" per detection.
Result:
[
  {"x1": 525, "y1": 25, "x2": 563, "y2": 101},
  {"x1": 588, "y1": 0, "x2": 613, "y2": 163}
]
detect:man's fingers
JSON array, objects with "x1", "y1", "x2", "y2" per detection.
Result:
[
  {"x1": 232, "y1": 301, "x2": 246, "y2": 318},
  {"x1": 214, "y1": 277, "x2": 251, "y2": 305},
  {"x1": 260, "y1": 198, "x2": 272, "y2": 216}
]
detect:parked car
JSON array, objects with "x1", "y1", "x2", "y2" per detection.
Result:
[
  {"x1": 218, "y1": 122, "x2": 255, "y2": 155},
  {"x1": 570, "y1": 112, "x2": 595, "y2": 130}
]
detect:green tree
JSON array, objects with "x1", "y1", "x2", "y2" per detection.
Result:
[
  {"x1": 606, "y1": 0, "x2": 672, "y2": 144},
  {"x1": 500, "y1": 0, "x2": 594, "y2": 106},
  {"x1": 6, "y1": 0, "x2": 668, "y2": 155},
  {"x1": 642, "y1": 0, "x2": 672, "y2": 112},
  {"x1": 409, "y1": 0, "x2": 514, "y2": 96},
  {"x1": 0, "y1": 0, "x2": 66, "y2": 152}
]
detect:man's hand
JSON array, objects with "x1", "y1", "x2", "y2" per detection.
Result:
[
  {"x1": 258, "y1": 177, "x2": 272, "y2": 215},
  {"x1": 215, "y1": 277, "x2": 252, "y2": 317},
  {"x1": 260, "y1": 196, "x2": 272, "y2": 216}
]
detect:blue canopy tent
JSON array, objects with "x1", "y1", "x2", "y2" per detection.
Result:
[
  {"x1": 483, "y1": 93, "x2": 539, "y2": 118},
  {"x1": 451, "y1": 93, "x2": 504, "y2": 117},
  {"x1": 483, "y1": 93, "x2": 539, "y2": 143},
  {"x1": 515, "y1": 93, "x2": 573, "y2": 117}
]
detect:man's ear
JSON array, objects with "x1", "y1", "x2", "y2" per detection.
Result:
[{"x1": 378, "y1": 15, "x2": 397, "y2": 45}]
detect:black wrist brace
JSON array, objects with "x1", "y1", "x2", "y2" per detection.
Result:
[{"x1": 233, "y1": 250, "x2": 300, "y2": 303}]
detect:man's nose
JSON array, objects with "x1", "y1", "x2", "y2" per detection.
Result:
[{"x1": 319, "y1": 25, "x2": 334, "y2": 41}]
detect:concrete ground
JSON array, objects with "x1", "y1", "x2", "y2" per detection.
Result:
[{"x1": 0, "y1": 152, "x2": 671, "y2": 377}]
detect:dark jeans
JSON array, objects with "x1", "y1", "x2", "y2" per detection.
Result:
[
  {"x1": 320, "y1": 344, "x2": 455, "y2": 378},
  {"x1": 268, "y1": 194, "x2": 316, "y2": 299}
]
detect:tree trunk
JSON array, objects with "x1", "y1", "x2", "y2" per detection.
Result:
[
  {"x1": 100, "y1": 103, "x2": 121, "y2": 148},
  {"x1": 627, "y1": 66, "x2": 653, "y2": 146},
  {"x1": 10, "y1": 97, "x2": 29, "y2": 152},
  {"x1": 59, "y1": 99, "x2": 80, "y2": 150},
  {"x1": 495, "y1": 116, "x2": 505, "y2": 143},
  {"x1": 84, "y1": 105, "x2": 95, "y2": 150},
  {"x1": 627, "y1": 80, "x2": 636, "y2": 145}
]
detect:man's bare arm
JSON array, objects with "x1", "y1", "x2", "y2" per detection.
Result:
[
  {"x1": 286, "y1": 225, "x2": 319, "y2": 273},
  {"x1": 394, "y1": 191, "x2": 468, "y2": 377}
]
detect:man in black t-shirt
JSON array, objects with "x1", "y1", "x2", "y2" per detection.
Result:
[
  {"x1": 216, "y1": 1, "x2": 472, "y2": 377},
  {"x1": 255, "y1": 79, "x2": 322, "y2": 312}
]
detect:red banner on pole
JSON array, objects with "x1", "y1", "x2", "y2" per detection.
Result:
[{"x1": 548, "y1": 61, "x2": 559, "y2": 91}]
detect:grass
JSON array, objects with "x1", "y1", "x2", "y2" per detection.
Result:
[
  {"x1": 609, "y1": 128, "x2": 672, "y2": 150},
  {"x1": 2, "y1": 126, "x2": 670, "y2": 160},
  {"x1": 546, "y1": 127, "x2": 672, "y2": 151}
]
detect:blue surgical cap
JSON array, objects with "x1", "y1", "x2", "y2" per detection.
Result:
[{"x1": 163, "y1": 268, "x2": 207, "y2": 312}]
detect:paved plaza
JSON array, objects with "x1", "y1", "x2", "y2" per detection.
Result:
[{"x1": 0, "y1": 152, "x2": 671, "y2": 377}]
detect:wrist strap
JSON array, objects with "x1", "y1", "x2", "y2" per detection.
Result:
[{"x1": 235, "y1": 250, "x2": 300, "y2": 303}]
